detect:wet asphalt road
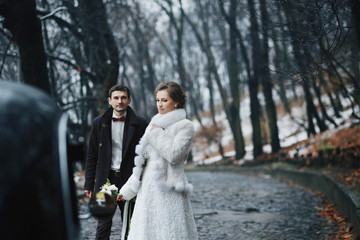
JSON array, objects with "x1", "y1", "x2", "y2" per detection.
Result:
[{"x1": 78, "y1": 170, "x2": 337, "y2": 239}]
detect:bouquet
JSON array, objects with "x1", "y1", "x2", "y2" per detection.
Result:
[{"x1": 100, "y1": 178, "x2": 118, "y2": 201}]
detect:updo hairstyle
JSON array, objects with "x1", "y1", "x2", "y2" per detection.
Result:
[{"x1": 154, "y1": 81, "x2": 187, "y2": 108}]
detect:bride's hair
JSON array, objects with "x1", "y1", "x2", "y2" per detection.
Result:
[{"x1": 154, "y1": 81, "x2": 187, "y2": 108}]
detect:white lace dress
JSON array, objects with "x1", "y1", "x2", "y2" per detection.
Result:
[{"x1": 127, "y1": 152, "x2": 198, "y2": 240}]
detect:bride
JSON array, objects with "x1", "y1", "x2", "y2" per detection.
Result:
[{"x1": 117, "y1": 81, "x2": 198, "y2": 240}]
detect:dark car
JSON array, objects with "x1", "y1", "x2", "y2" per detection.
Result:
[{"x1": 0, "y1": 80, "x2": 79, "y2": 240}]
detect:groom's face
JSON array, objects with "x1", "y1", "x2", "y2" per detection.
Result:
[{"x1": 108, "y1": 90, "x2": 131, "y2": 116}]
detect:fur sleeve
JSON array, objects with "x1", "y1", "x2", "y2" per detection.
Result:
[
  {"x1": 119, "y1": 175, "x2": 138, "y2": 200},
  {"x1": 146, "y1": 120, "x2": 194, "y2": 165}
]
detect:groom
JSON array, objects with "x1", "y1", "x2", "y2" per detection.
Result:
[{"x1": 84, "y1": 84, "x2": 147, "y2": 239}]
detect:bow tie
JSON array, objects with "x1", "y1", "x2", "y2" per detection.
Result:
[{"x1": 112, "y1": 116, "x2": 126, "y2": 122}]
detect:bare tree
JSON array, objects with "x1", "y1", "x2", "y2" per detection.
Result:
[
  {"x1": 259, "y1": 0, "x2": 281, "y2": 153},
  {"x1": 0, "y1": 0, "x2": 49, "y2": 92},
  {"x1": 247, "y1": 0, "x2": 263, "y2": 157},
  {"x1": 63, "y1": 0, "x2": 119, "y2": 112}
]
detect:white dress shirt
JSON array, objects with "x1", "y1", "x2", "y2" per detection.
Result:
[{"x1": 111, "y1": 111, "x2": 126, "y2": 170}]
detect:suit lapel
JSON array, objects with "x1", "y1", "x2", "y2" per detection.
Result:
[
  {"x1": 122, "y1": 122, "x2": 135, "y2": 159},
  {"x1": 122, "y1": 107, "x2": 137, "y2": 159},
  {"x1": 94, "y1": 107, "x2": 113, "y2": 182},
  {"x1": 102, "y1": 108, "x2": 112, "y2": 148}
]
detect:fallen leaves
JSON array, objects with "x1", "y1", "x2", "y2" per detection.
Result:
[
  {"x1": 335, "y1": 168, "x2": 360, "y2": 194},
  {"x1": 281, "y1": 123, "x2": 360, "y2": 168},
  {"x1": 315, "y1": 193, "x2": 355, "y2": 240},
  {"x1": 341, "y1": 168, "x2": 360, "y2": 186}
]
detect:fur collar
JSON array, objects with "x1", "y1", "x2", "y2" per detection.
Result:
[{"x1": 149, "y1": 109, "x2": 186, "y2": 129}]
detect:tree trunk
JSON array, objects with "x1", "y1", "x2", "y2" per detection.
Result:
[
  {"x1": 70, "y1": 0, "x2": 119, "y2": 112},
  {"x1": 218, "y1": 1, "x2": 252, "y2": 81},
  {"x1": 207, "y1": 70, "x2": 225, "y2": 159},
  {"x1": 226, "y1": 0, "x2": 245, "y2": 160},
  {"x1": 41, "y1": 20, "x2": 57, "y2": 98},
  {"x1": 185, "y1": 0, "x2": 245, "y2": 158},
  {"x1": 350, "y1": 0, "x2": 360, "y2": 48},
  {"x1": 312, "y1": 74, "x2": 338, "y2": 128},
  {"x1": 156, "y1": 0, "x2": 206, "y2": 127},
  {"x1": 283, "y1": 0, "x2": 328, "y2": 135},
  {"x1": 259, "y1": 0, "x2": 281, "y2": 153},
  {"x1": 271, "y1": 26, "x2": 291, "y2": 114},
  {"x1": 128, "y1": 3, "x2": 158, "y2": 118},
  {"x1": 329, "y1": 59, "x2": 360, "y2": 119},
  {"x1": 276, "y1": 7, "x2": 298, "y2": 101},
  {"x1": 0, "y1": 0, "x2": 50, "y2": 93},
  {"x1": 247, "y1": 0, "x2": 263, "y2": 157},
  {"x1": 324, "y1": 66, "x2": 343, "y2": 117},
  {"x1": 132, "y1": 9, "x2": 150, "y2": 119}
]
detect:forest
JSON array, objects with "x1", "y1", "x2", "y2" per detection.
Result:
[{"x1": 0, "y1": 0, "x2": 359, "y2": 164}]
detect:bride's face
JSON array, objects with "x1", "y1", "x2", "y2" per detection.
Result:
[{"x1": 156, "y1": 90, "x2": 178, "y2": 114}]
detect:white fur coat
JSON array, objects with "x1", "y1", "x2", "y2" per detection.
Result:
[{"x1": 120, "y1": 109, "x2": 194, "y2": 200}]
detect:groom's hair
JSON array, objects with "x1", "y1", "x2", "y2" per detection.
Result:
[
  {"x1": 154, "y1": 81, "x2": 187, "y2": 108},
  {"x1": 108, "y1": 84, "x2": 131, "y2": 99}
]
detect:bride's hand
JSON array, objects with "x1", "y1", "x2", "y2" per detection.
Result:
[
  {"x1": 150, "y1": 124, "x2": 159, "y2": 131},
  {"x1": 116, "y1": 194, "x2": 125, "y2": 202}
]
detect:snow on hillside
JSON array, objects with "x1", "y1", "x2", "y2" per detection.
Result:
[{"x1": 191, "y1": 87, "x2": 359, "y2": 166}]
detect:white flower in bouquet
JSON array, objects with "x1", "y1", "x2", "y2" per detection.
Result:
[
  {"x1": 100, "y1": 178, "x2": 119, "y2": 200},
  {"x1": 108, "y1": 184, "x2": 118, "y2": 191}
]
